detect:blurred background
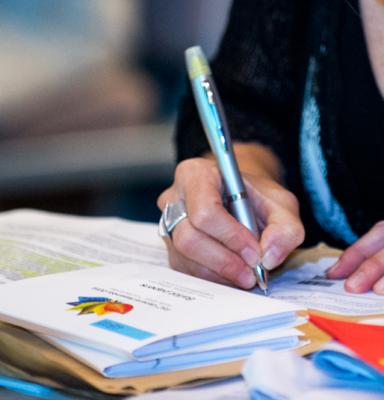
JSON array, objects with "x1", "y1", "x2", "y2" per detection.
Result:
[{"x1": 0, "y1": 0, "x2": 232, "y2": 222}]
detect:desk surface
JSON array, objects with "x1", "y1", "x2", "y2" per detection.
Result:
[{"x1": 0, "y1": 123, "x2": 174, "y2": 196}]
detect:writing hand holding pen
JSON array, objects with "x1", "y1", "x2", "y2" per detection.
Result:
[
  {"x1": 157, "y1": 48, "x2": 305, "y2": 291},
  {"x1": 185, "y1": 46, "x2": 271, "y2": 293}
]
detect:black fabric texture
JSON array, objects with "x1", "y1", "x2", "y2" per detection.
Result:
[{"x1": 174, "y1": 0, "x2": 384, "y2": 248}]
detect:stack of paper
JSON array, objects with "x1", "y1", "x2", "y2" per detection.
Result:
[
  {"x1": 1, "y1": 208, "x2": 382, "y2": 395},
  {"x1": 0, "y1": 262, "x2": 305, "y2": 377}
]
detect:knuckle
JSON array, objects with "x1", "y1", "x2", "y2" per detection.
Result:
[
  {"x1": 293, "y1": 224, "x2": 306, "y2": 245},
  {"x1": 280, "y1": 223, "x2": 305, "y2": 246},
  {"x1": 268, "y1": 186, "x2": 300, "y2": 210},
  {"x1": 219, "y1": 257, "x2": 245, "y2": 281},
  {"x1": 174, "y1": 160, "x2": 191, "y2": 182},
  {"x1": 175, "y1": 158, "x2": 221, "y2": 184},
  {"x1": 175, "y1": 158, "x2": 204, "y2": 179},
  {"x1": 157, "y1": 190, "x2": 168, "y2": 209},
  {"x1": 172, "y1": 230, "x2": 196, "y2": 256},
  {"x1": 364, "y1": 255, "x2": 384, "y2": 273},
  {"x1": 282, "y1": 190, "x2": 300, "y2": 210},
  {"x1": 223, "y1": 229, "x2": 243, "y2": 248},
  {"x1": 189, "y1": 206, "x2": 217, "y2": 231}
]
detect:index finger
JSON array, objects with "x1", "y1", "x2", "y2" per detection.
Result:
[{"x1": 181, "y1": 168, "x2": 262, "y2": 268}]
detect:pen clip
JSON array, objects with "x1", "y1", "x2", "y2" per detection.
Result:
[{"x1": 201, "y1": 80, "x2": 229, "y2": 152}]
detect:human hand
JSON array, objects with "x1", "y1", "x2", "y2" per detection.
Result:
[
  {"x1": 157, "y1": 157, "x2": 305, "y2": 289},
  {"x1": 327, "y1": 221, "x2": 384, "y2": 295}
]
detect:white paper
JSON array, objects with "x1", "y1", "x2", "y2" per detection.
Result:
[
  {"x1": 265, "y1": 257, "x2": 384, "y2": 316},
  {"x1": 0, "y1": 210, "x2": 381, "y2": 318},
  {"x1": 0, "y1": 209, "x2": 168, "y2": 283},
  {"x1": 0, "y1": 262, "x2": 303, "y2": 358}
]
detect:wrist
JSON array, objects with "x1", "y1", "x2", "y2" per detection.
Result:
[{"x1": 232, "y1": 142, "x2": 283, "y2": 182}]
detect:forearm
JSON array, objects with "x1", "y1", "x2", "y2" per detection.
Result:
[{"x1": 203, "y1": 141, "x2": 284, "y2": 184}]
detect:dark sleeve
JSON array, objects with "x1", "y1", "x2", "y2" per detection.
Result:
[{"x1": 175, "y1": 0, "x2": 310, "y2": 167}]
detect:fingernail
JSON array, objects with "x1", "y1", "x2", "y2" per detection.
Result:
[
  {"x1": 325, "y1": 261, "x2": 340, "y2": 277},
  {"x1": 346, "y1": 271, "x2": 365, "y2": 291},
  {"x1": 262, "y1": 247, "x2": 281, "y2": 270},
  {"x1": 241, "y1": 247, "x2": 260, "y2": 267},
  {"x1": 374, "y1": 279, "x2": 384, "y2": 295},
  {"x1": 238, "y1": 269, "x2": 257, "y2": 289}
]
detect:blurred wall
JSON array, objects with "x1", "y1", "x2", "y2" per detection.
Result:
[
  {"x1": 0, "y1": 0, "x2": 232, "y2": 221},
  {"x1": 138, "y1": 0, "x2": 232, "y2": 114},
  {"x1": 0, "y1": 0, "x2": 138, "y2": 109}
]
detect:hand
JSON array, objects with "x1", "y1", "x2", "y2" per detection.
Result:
[
  {"x1": 327, "y1": 221, "x2": 384, "y2": 295},
  {"x1": 157, "y1": 157, "x2": 305, "y2": 289}
]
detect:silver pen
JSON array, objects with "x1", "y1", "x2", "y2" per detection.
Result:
[{"x1": 185, "y1": 46, "x2": 268, "y2": 295}]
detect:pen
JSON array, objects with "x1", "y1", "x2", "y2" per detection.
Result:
[{"x1": 185, "y1": 46, "x2": 268, "y2": 295}]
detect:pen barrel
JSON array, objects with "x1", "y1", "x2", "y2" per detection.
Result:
[
  {"x1": 228, "y1": 196, "x2": 259, "y2": 238},
  {"x1": 220, "y1": 151, "x2": 259, "y2": 236},
  {"x1": 190, "y1": 76, "x2": 259, "y2": 237}
]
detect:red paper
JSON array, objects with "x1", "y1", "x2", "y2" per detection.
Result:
[{"x1": 309, "y1": 314, "x2": 384, "y2": 372}]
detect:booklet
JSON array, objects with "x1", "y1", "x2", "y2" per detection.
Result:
[
  {"x1": 0, "y1": 262, "x2": 303, "y2": 361},
  {"x1": 41, "y1": 326, "x2": 305, "y2": 377}
]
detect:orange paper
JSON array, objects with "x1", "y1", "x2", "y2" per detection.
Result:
[{"x1": 309, "y1": 314, "x2": 384, "y2": 372}]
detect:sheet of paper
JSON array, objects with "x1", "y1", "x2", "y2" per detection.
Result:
[
  {"x1": 265, "y1": 257, "x2": 384, "y2": 316},
  {"x1": 0, "y1": 209, "x2": 168, "y2": 283}
]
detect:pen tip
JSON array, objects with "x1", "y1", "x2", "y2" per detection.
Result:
[{"x1": 254, "y1": 263, "x2": 269, "y2": 296}]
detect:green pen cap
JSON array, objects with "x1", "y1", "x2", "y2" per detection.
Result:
[{"x1": 185, "y1": 46, "x2": 211, "y2": 79}]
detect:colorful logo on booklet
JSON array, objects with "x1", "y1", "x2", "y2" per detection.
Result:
[{"x1": 67, "y1": 296, "x2": 133, "y2": 316}]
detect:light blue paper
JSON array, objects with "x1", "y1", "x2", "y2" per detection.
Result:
[
  {"x1": 312, "y1": 350, "x2": 384, "y2": 392},
  {"x1": 133, "y1": 312, "x2": 296, "y2": 357},
  {"x1": 106, "y1": 335, "x2": 299, "y2": 377}
]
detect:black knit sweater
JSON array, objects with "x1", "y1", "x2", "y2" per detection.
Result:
[{"x1": 175, "y1": 0, "x2": 384, "y2": 248}]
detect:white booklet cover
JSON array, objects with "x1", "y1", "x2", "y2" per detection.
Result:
[{"x1": 0, "y1": 263, "x2": 303, "y2": 359}]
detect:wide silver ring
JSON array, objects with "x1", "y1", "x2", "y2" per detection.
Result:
[{"x1": 159, "y1": 200, "x2": 188, "y2": 239}]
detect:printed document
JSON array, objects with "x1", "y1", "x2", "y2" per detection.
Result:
[
  {"x1": 266, "y1": 258, "x2": 384, "y2": 316},
  {"x1": 0, "y1": 209, "x2": 382, "y2": 318},
  {"x1": 0, "y1": 209, "x2": 167, "y2": 284}
]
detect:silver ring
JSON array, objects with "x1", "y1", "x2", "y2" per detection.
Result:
[{"x1": 159, "y1": 200, "x2": 188, "y2": 239}]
